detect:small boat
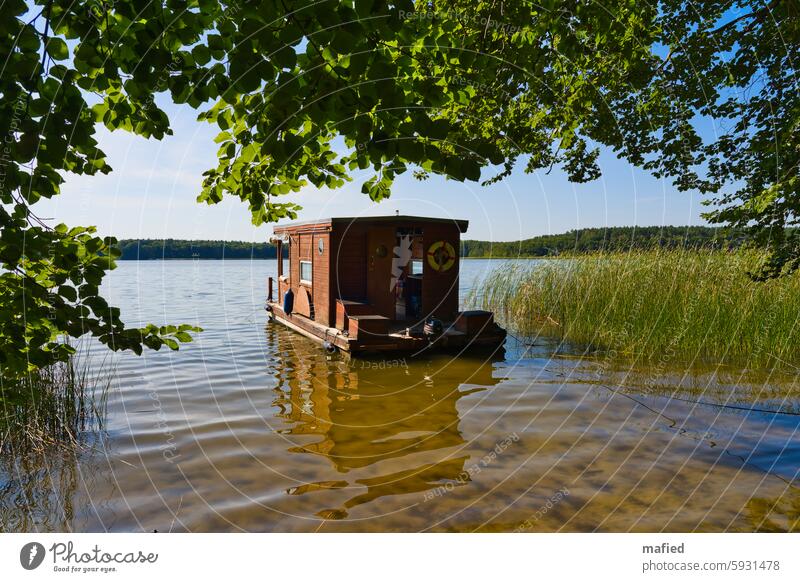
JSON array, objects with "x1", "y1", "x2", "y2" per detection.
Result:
[{"x1": 265, "y1": 215, "x2": 506, "y2": 355}]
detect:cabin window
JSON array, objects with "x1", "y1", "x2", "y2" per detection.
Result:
[
  {"x1": 410, "y1": 259, "x2": 423, "y2": 276},
  {"x1": 300, "y1": 260, "x2": 312, "y2": 284}
]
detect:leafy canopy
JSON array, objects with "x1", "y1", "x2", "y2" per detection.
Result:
[{"x1": 1, "y1": 0, "x2": 798, "y2": 378}]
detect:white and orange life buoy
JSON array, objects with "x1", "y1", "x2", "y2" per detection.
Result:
[{"x1": 427, "y1": 241, "x2": 456, "y2": 272}]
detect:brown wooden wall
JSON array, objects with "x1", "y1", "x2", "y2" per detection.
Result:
[
  {"x1": 286, "y1": 229, "x2": 332, "y2": 326},
  {"x1": 331, "y1": 221, "x2": 461, "y2": 321},
  {"x1": 331, "y1": 224, "x2": 396, "y2": 320},
  {"x1": 283, "y1": 220, "x2": 462, "y2": 326},
  {"x1": 289, "y1": 233, "x2": 299, "y2": 289},
  {"x1": 366, "y1": 226, "x2": 397, "y2": 319},
  {"x1": 312, "y1": 231, "x2": 331, "y2": 326},
  {"x1": 330, "y1": 226, "x2": 368, "y2": 314},
  {"x1": 422, "y1": 222, "x2": 461, "y2": 321}
]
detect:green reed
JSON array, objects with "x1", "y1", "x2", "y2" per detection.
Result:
[
  {"x1": 0, "y1": 353, "x2": 111, "y2": 455},
  {"x1": 473, "y1": 249, "x2": 800, "y2": 369}
]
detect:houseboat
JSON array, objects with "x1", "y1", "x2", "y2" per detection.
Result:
[{"x1": 266, "y1": 215, "x2": 506, "y2": 355}]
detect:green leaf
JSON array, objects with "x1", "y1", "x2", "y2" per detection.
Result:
[
  {"x1": 18, "y1": 25, "x2": 40, "y2": 53},
  {"x1": 58, "y1": 285, "x2": 77, "y2": 302},
  {"x1": 192, "y1": 44, "x2": 211, "y2": 65},
  {"x1": 46, "y1": 38, "x2": 69, "y2": 61}
]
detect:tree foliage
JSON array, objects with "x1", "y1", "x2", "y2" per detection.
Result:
[
  {"x1": 1, "y1": 0, "x2": 204, "y2": 380},
  {"x1": 1, "y1": 1, "x2": 798, "y2": 378}
]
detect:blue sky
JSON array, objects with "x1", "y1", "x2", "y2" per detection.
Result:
[{"x1": 37, "y1": 98, "x2": 708, "y2": 242}]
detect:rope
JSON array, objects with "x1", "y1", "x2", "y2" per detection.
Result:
[
  {"x1": 505, "y1": 331, "x2": 800, "y2": 418},
  {"x1": 600, "y1": 382, "x2": 799, "y2": 488},
  {"x1": 652, "y1": 393, "x2": 800, "y2": 418}
]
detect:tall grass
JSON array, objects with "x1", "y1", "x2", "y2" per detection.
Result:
[
  {"x1": 0, "y1": 355, "x2": 111, "y2": 456},
  {"x1": 474, "y1": 249, "x2": 800, "y2": 369}
]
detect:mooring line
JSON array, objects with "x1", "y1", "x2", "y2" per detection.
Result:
[
  {"x1": 502, "y1": 331, "x2": 798, "y2": 487},
  {"x1": 654, "y1": 393, "x2": 800, "y2": 418},
  {"x1": 506, "y1": 330, "x2": 537, "y2": 347},
  {"x1": 600, "y1": 383, "x2": 680, "y2": 429},
  {"x1": 599, "y1": 383, "x2": 799, "y2": 488}
]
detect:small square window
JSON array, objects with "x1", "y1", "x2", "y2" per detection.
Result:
[
  {"x1": 300, "y1": 260, "x2": 312, "y2": 283},
  {"x1": 410, "y1": 259, "x2": 423, "y2": 275}
]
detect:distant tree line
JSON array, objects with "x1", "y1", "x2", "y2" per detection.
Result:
[
  {"x1": 115, "y1": 239, "x2": 284, "y2": 260},
  {"x1": 116, "y1": 227, "x2": 750, "y2": 260},
  {"x1": 461, "y1": 226, "x2": 748, "y2": 258}
]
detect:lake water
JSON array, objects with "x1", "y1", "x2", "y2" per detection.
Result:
[{"x1": 2, "y1": 259, "x2": 798, "y2": 532}]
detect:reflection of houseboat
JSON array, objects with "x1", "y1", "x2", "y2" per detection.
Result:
[
  {"x1": 268, "y1": 328, "x2": 505, "y2": 518},
  {"x1": 266, "y1": 215, "x2": 506, "y2": 355}
]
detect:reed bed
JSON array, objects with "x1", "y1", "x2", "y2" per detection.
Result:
[
  {"x1": 0, "y1": 354, "x2": 110, "y2": 456},
  {"x1": 474, "y1": 249, "x2": 800, "y2": 369}
]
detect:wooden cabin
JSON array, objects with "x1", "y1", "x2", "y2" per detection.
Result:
[{"x1": 266, "y1": 215, "x2": 506, "y2": 354}]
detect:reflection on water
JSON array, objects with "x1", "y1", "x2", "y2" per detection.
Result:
[
  {"x1": 0, "y1": 259, "x2": 798, "y2": 532},
  {"x1": 0, "y1": 451, "x2": 80, "y2": 533},
  {"x1": 269, "y1": 326, "x2": 502, "y2": 519}
]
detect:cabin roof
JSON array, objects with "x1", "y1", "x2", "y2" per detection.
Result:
[{"x1": 272, "y1": 215, "x2": 469, "y2": 235}]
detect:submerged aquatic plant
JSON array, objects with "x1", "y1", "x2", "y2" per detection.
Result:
[
  {"x1": 0, "y1": 348, "x2": 112, "y2": 532},
  {"x1": 746, "y1": 494, "x2": 800, "y2": 533},
  {"x1": 473, "y1": 249, "x2": 800, "y2": 369}
]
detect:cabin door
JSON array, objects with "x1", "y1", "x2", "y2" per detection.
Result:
[{"x1": 392, "y1": 230, "x2": 423, "y2": 321}]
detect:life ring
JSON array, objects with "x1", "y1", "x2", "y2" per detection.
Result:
[{"x1": 427, "y1": 241, "x2": 456, "y2": 272}]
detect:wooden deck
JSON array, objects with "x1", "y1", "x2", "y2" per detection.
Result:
[{"x1": 266, "y1": 301, "x2": 506, "y2": 355}]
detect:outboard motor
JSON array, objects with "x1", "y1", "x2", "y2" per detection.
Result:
[
  {"x1": 423, "y1": 318, "x2": 443, "y2": 341},
  {"x1": 283, "y1": 288, "x2": 294, "y2": 314}
]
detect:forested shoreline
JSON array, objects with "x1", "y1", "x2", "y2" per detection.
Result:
[
  {"x1": 460, "y1": 226, "x2": 747, "y2": 257},
  {"x1": 116, "y1": 239, "x2": 283, "y2": 259},
  {"x1": 116, "y1": 226, "x2": 744, "y2": 260}
]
